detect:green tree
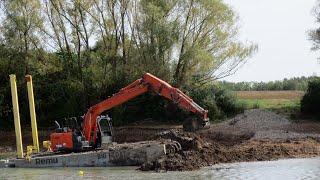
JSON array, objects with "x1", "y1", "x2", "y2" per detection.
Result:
[
  {"x1": 0, "y1": 0, "x2": 43, "y2": 75},
  {"x1": 0, "y1": 0, "x2": 257, "y2": 127},
  {"x1": 301, "y1": 78, "x2": 320, "y2": 117},
  {"x1": 173, "y1": 0, "x2": 257, "y2": 87}
]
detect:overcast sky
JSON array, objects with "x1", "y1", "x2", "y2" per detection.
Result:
[{"x1": 223, "y1": 0, "x2": 320, "y2": 82}]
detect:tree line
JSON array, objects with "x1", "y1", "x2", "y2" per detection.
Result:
[
  {"x1": 0, "y1": 0, "x2": 255, "y2": 128},
  {"x1": 218, "y1": 76, "x2": 317, "y2": 91}
]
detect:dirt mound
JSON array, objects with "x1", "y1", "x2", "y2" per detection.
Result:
[
  {"x1": 140, "y1": 130, "x2": 320, "y2": 171},
  {"x1": 139, "y1": 110, "x2": 320, "y2": 171},
  {"x1": 209, "y1": 109, "x2": 320, "y2": 140},
  {"x1": 210, "y1": 109, "x2": 290, "y2": 134}
]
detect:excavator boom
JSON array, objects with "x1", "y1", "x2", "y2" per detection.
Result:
[
  {"x1": 50, "y1": 73, "x2": 209, "y2": 151},
  {"x1": 83, "y1": 73, "x2": 209, "y2": 146}
]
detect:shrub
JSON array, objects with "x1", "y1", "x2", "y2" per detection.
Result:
[
  {"x1": 215, "y1": 88, "x2": 239, "y2": 115},
  {"x1": 189, "y1": 85, "x2": 243, "y2": 121},
  {"x1": 301, "y1": 77, "x2": 320, "y2": 117}
]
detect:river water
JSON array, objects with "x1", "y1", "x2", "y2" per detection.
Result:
[{"x1": 1, "y1": 157, "x2": 320, "y2": 180}]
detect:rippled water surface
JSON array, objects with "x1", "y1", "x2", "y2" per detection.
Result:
[{"x1": 1, "y1": 157, "x2": 320, "y2": 180}]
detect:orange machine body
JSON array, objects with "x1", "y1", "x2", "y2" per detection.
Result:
[
  {"x1": 50, "y1": 73, "x2": 209, "y2": 151},
  {"x1": 50, "y1": 132, "x2": 73, "y2": 151}
]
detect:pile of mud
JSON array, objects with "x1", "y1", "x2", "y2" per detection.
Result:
[
  {"x1": 136, "y1": 110, "x2": 320, "y2": 171},
  {"x1": 139, "y1": 130, "x2": 320, "y2": 171}
]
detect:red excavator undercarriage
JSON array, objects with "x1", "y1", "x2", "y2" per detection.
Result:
[{"x1": 50, "y1": 73, "x2": 210, "y2": 152}]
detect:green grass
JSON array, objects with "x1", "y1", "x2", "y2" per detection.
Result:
[
  {"x1": 237, "y1": 99, "x2": 300, "y2": 109},
  {"x1": 236, "y1": 99, "x2": 300, "y2": 117}
]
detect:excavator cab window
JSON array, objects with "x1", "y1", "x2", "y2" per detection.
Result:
[{"x1": 97, "y1": 115, "x2": 113, "y2": 145}]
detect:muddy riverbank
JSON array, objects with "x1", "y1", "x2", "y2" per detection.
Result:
[
  {"x1": 1, "y1": 109, "x2": 320, "y2": 171},
  {"x1": 116, "y1": 110, "x2": 320, "y2": 171}
]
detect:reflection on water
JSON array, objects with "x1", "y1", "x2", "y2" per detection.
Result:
[
  {"x1": 1, "y1": 157, "x2": 320, "y2": 180},
  {"x1": 206, "y1": 157, "x2": 320, "y2": 180}
]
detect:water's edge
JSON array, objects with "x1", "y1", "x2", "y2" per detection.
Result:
[{"x1": 1, "y1": 157, "x2": 320, "y2": 180}]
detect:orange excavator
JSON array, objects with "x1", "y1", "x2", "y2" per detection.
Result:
[{"x1": 50, "y1": 73, "x2": 209, "y2": 152}]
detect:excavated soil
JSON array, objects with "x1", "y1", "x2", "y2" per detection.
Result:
[
  {"x1": 114, "y1": 109, "x2": 320, "y2": 171},
  {"x1": 1, "y1": 109, "x2": 320, "y2": 171},
  {"x1": 139, "y1": 131, "x2": 320, "y2": 171}
]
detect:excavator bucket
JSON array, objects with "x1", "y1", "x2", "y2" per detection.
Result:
[{"x1": 183, "y1": 117, "x2": 210, "y2": 132}]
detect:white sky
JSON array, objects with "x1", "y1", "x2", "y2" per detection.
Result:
[{"x1": 223, "y1": 0, "x2": 320, "y2": 82}]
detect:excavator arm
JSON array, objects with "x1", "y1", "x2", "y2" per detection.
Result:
[{"x1": 82, "y1": 73, "x2": 209, "y2": 146}]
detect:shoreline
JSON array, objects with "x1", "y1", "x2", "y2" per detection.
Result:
[{"x1": 1, "y1": 109, "x2": 320, "y2": 171}]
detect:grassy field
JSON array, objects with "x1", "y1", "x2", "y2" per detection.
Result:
[
  {"x1": 236, "y1": 91, "x2": 304, "y2": 100},
  {"x1": 235, "y1": 91, "x2": 304, "y2": 116}
]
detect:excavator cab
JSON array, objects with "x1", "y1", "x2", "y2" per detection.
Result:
[{"x1": 97, "y1": 115, "x2": 113, "y2": 146}]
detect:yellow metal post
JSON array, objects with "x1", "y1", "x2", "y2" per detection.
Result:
[
  {"x1": 9, "y1": 74, "x2": 24, "y2": 158},
  {"x1": 25, "y1": 75, "x2": 39, "y2": 153}
]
